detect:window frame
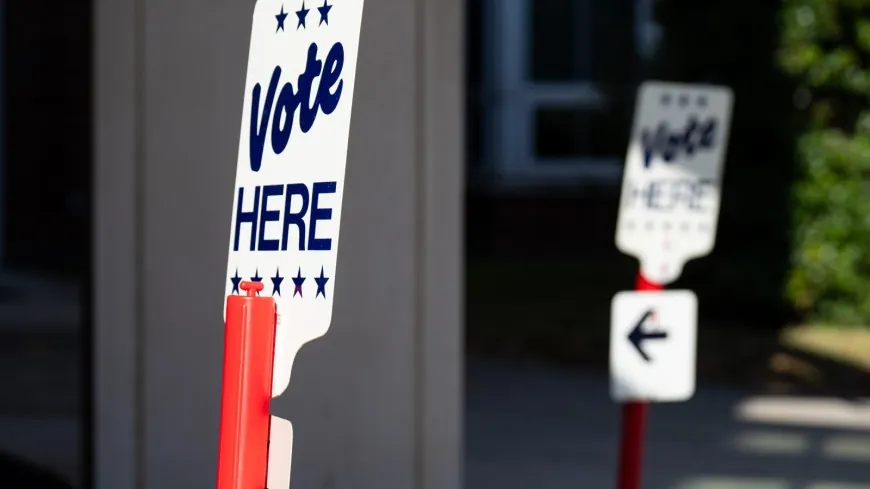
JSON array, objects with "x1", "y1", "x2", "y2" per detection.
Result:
[{"x1": 481, "y1": 0, "x2": 656, "y2": 188}]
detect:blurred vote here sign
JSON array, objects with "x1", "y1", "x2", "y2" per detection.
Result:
[{"x1": 616, "y1": 82, "x2": 733, "y2": 285}]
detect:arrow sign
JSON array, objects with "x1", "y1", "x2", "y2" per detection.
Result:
[
  {"x1": 610, "y1": 290, "x2": 697, "y2": 402},
  {"x1": 627, "y1": 310, "x2": 668, "y2": 362}
]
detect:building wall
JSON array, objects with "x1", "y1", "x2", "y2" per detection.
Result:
[{"x1": 94, "y1": 0, "x2": 463, "y2": 488}]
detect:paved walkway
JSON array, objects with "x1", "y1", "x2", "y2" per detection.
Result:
[
  {"x1": 0, "y1": 271, "x2": 81, "y2": 486},
  {"x1": 4, "y1": 357, "x2": 870, "y2": 489},
  {"x1": 0, "y1": 271, "x2": 80, "y2": 332},
  {"x1": 0, "y1": 416, "x2": 80, "y2": 486},
  {"x1": 467, "y1": 358, "x2": 870, "y2": 489}
]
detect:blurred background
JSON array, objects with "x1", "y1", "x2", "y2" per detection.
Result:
[{"x1": 4, "y1": 0, "x2": 870, "y2": 488}]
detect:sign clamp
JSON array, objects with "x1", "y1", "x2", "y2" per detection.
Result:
[{"x1": 216, "y1": 281, "x2": 293, "y2": 489}]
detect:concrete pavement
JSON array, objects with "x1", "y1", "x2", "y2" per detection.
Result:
[
  {"x1": 0, "y1": 271, "x2": 81, "y2": 487},
  {"x1": 0, "y1": 417, "x2": 80, "y2": 487},
  {"x1": 0, "y1": 272, "x2": 79, "y2": 332},
  {"x1": 466, "y1": 358, "x2": 870, "y2": 489},
  {"x1": 3, "y1": 352, "x2": 870, "y2": 489},
  {"x1": 2, "y1": 350, "x2": 870, "y2": 489}
]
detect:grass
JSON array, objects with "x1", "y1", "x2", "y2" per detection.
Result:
[{"x1": 781, "y1": 326, "x2": 870, "y2": 371}]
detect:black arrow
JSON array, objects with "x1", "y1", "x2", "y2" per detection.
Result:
[{"x1": 628, "y1": 310, "x2": 668, "y2": 362}]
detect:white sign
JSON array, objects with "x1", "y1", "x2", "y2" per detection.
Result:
[
  {"x1": 224, "y1": 0, "x2": 365, "y2": 398},
  {"x1": 610, "y1": 290, "x2": 697, "y2": 403},
  {"x1": 616, "y1": 81, "x2": 733, "y2": 284}
]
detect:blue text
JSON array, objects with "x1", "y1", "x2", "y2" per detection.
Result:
[
  {"x1": 641, "y1": 116, "x2": 717, "y2": 168},
  {"x1": 232, "y1": 181, "x2": 337, "y2": 252},
  {"x1": 625, "y1": 178, "x2": 715, "y2": 212},
  {"x1": 249, "y1": 42, "x2": 345, "y2": 172}
]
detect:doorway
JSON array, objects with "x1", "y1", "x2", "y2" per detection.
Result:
[{"x1": 0, "y1": 2, "x2": 92, "y2": 488}]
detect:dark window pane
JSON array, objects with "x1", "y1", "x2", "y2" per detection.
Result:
[
  {"x1": 466, "y1": 0, "x2": 483, "y2": 85},
  {"x1": 529, "y1": 0, "x2": 635, "y2": 82},
  {"x1": 530, "y1": 0, "x2": 588, "y2": 81},
  {"x1": 465, "y1": 0, "x2": 484, "y2": 169},
  {"x1": 533, "y1": 106, "x2": 626, "y2": 159}
]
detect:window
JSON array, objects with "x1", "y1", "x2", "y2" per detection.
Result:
[{"x1": 481, "y1": 0, "x2": 651, "y2": 188}]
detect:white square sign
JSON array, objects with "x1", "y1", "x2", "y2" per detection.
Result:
[
  {"x1": 610, "y1": 290, "x2": 698, "y2": 403},
  {"x1": 616, "y1": 81, "x2": 733, "y2": 284},
  {"x1": 224, "y1": 0, "x2": 365, "y2": 398}
]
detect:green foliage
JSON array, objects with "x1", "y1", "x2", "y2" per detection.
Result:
[{"x1": 779, "y1": 0, "x2": 870, "y2": 324}]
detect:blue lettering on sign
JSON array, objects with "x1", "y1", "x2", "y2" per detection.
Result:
[
  {"x1": 232, "y1": 181, "x2": 337, "y2": 252},
  {"x1": 640, "y1": 116, "x2": 717, "y2": 168},
  {"x1": 249, "y1": 42, "x2": 345, "y2": 172},
  {"x1": 626, "y1": 178, "x2": 715, "y2": 212}
]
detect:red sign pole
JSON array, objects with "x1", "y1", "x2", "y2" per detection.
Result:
[
  {"x1": 615, "y1": 271, "x2": 662, "y2": 489},
  {"x1": 216, "y1": 281, "x2": 277, "y2": 489}
]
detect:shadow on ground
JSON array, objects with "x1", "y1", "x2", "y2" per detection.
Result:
[
  {"x1": 466, "y1": 256, "x2": 870, "y2": 398},
  {"x1": 0, "y1": 452, "x2": 74, "y2": 489},
  {"x1": 465, "y1": 357, "x2": 870, "y2": 489}
]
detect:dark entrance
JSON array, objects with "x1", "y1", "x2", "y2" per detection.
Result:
[
  {"x1": 4, "y1": 2, "x2": 90, "y2": 276},
  {"x1": 1, "y1": 3, "x2": 93, "y2": 488}
]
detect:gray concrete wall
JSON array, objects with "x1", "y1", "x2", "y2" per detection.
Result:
[{"x1": 94, "y1": 0, "x2": 464, "y2": 488}]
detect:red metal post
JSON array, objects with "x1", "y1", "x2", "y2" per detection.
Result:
[
  {"x1": 615, "y1": 271, "x2": 663, "y2": 489},
  {"x1": 216, "y1": 281, "x2": 277, "y2": 489}
]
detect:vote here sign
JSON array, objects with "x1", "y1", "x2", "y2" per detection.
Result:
[
  {"x1": 224, "y1": 0, "x2": 365, "y2": 397},
  {"x1": 616, "y1": 81, "x2": 733, "y2": 285}
]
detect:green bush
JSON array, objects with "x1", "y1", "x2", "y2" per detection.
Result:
[{"x1": 779, "y1": 0, "x2": 870, "y2": 324}]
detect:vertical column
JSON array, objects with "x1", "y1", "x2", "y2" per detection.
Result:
[
  {"x1": 418, "y1": 0, "x2": 464, "y2": 487},
  {"x1": 93, "y1": 0, "x2": 139, "y2": 486}
]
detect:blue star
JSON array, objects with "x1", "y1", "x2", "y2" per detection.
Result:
[
  {"x1": 271, "y1": 268, "x2": 285, "y2": 296},
  {"x1": 296, "y1": 1, "x2": 310, "y2": 29},
  {"x1": 276, "y1": 5, "x2": 289, "y2": 32},
  {"x1": 314, "y1": 266, "x2": 330, "y2": 298},
  {"x1": 229, "y1": 269, "x2": 242, "y2": 295},
  {"x1": 292, "y1": 267, "x2": 306, "y2": 298},
  {"x1": 250, "y1": 269, "x2": 263, "y2": 295},
  {"x1": 317, "y1": 0, "x2": 332, "y2": 26}
]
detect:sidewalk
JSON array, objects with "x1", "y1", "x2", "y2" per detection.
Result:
[
  {"x1": 0, "y1": 417, "x2": 80, "y2": 487},
  {"x1": 0, "y1": 271, "x2": 80, "y2": 333},
  {"x1": 0, "y1": 270, "x2": 81, "y2": 415},
  {"x1": 466, "y1": 358, "x2": 870, "y2": 489},
  {"x1": 0, "y1": 271, "x2": 82, "y2": 486}
]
